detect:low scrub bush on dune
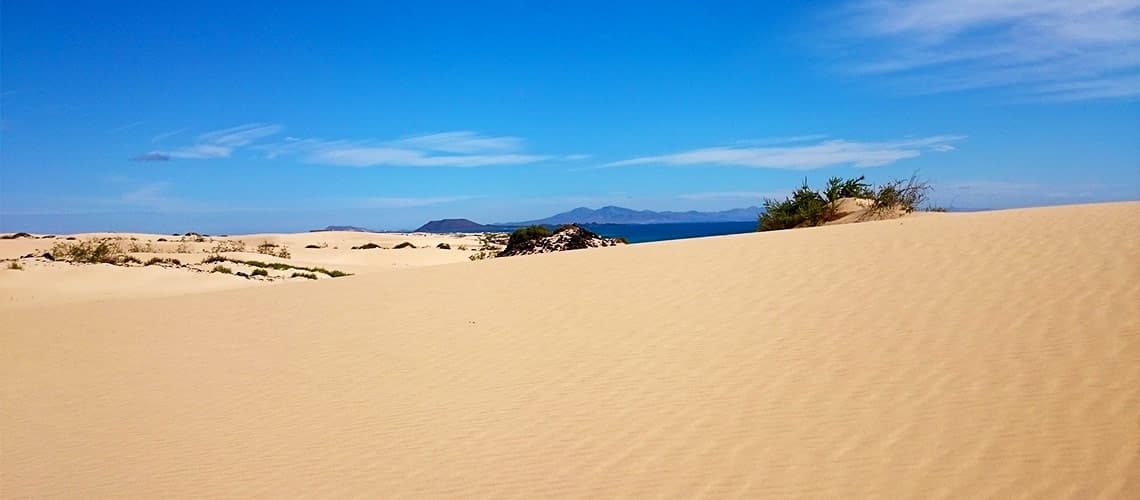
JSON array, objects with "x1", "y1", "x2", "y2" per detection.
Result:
[
  {"x1": 507, "y1": 225, "x2": 552, "y2": 248},
  {"x1": 211, "y1": 265, "x2": 233, "y2": 274},
  {"x1": 50, "y1": 238, "x2": 135, "y2": 264},
  {"x1": 304, "y1": 244, "x2": 322, "y2": 249},
  {"x1": 209, "y1": 240, "x2": 246, "y2": 253},
  {"x1": 256, "y1": 241, "x2": 291, "y2": 259},
  {"x1": 127, "y1": 241, "x2": 156, "y2": 253},
  {"x1": 251, "y1": 268, "x2": 269, "y2": 277},
  {"x1": 757, "y1": 173, "x2": 933, "y2": 232},
  {"x1": 759, "y1": 179, "x2": 830, "y2": 231},
  {"x1": 145, "y1": 257, "x2": 182, "y2": 266},
  {"x1": 393, "y1": 241, "x2": 416, "y2": 249},
  {"x1": 291, "y1": 271, "x2": 318, "y2": 280},
  {"x1": 871, "y1": 173, "x2": 932, "y2": 214},
  {"x1": 7, "y1": 261, "x2": 24, "y2": 270},
  {"x1": 351, "y1": 242, "x2": 382, "y2": 250},
  {"x1": 1, "y1": 232, "x2": 33, "y2": 240},
  {"x1": 200, "y1": 255, "x2": 351, "y2": 277}
]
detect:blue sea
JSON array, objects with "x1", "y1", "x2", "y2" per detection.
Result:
[{"x1": 581, "y1": 221, "x2": 757, "y2": 244}]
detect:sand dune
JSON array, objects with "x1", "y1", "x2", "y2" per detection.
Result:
[
  {"x1": 2, "y1": 202, "x2": 1138, "y2": 498},
  {"x1": 0, "y1": 231, "x2": 488, "y2": 308}
]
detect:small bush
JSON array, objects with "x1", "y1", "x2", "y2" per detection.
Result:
[
  {"x1": 758, "y1": 178, "x2": 830, "y2": 231},
  {"x1": 508, "y1": 226, "x2": 552, "y2": 248},
  {"x1": 291, "y1": 271, "x2": 318, "y2": 280},
  {"x1": 351, "y1": 242, "x2": 382, "y2": 250},
  {"x1": 211, "y1": 265, "x2": 233, "y2": 274},
  {"x1": 468, "y1": 250, "x2": 496, "y2": 261},
  {"x1": 174, "y1": 243, "x2": 192, "y2": 253},
  {"x1": 1, "y1": 232, "x2": 32, "y2": 240},
  {"x1": 393, "y1": 241, "x2": 416, "y2": 249},
  {"x1": 6, "y1": 261, "x2": 23, "y2": 270},
  {"x1": 127, "y1": 241, "x2": 156, "y2": 253},
  {"x1": 436, "y1": 242, "x2": 451, "y2": 249},
  {"x1": 871, "y1": 173, "x2": 932, "y2": 214},
  {"x1": 157, "y1": 238, "x2": 168, "y2": 242},
  {"x1": 304, "y1": 244, "x2": 322, "y2": 249},
  {"x1": 145, "y1": 257, "x2": 165, "y2": 266},
  {"x1": 251, "y1": 268, "x2": 269, "y2": 277},
  {"x1": 66, "y1": 236, "x2": 77, "y2": 240},
  {"x1": 201, "y1": 254, "x2": 227, "y2": 264},
  {"x1": 209, "y1": 240, "x2": 246, "y2": 253},
  {"x1": 51, "y1": 238, "x2": 126, "y2": 264}
]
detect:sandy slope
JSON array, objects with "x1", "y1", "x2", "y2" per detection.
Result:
[{"x1": 2, "y1": 202, "x2": 1138, "y2": 498}]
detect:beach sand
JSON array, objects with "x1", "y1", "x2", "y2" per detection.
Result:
[{"x1": 2, "y1": 202, "x2": 1138, "y2": 498}]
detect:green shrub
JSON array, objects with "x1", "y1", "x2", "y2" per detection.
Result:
[
  {"x1": 251, "y1": 268, "x2": 269, "y2": 277},
  {"x1": 6, "y1": 261, "x2": 23, "y2": 270},
  {"x1": 758, "y1": 178, "x2": 830, "y2": 231},
  {"x1": 508, "y1": 225, "x2": 552, "y2": 248},
  {"x1": 823, "y1": 175, "x2": 873, "y2": 203},
  {"x1": 51, "y1": 238, "x2": 127, "y2": 264},
  {"x1": 871, "y1": 173, "x2": 932, "y2": 213},
  {"x1": 393, "y1": 241, "x2": 416, "y2": 249},
  {"x1": 351, "y1": 242, "x2": 382, "y2": 250},
  {"x1": 211, "y1": 265, "x2": 233, "y2": 274},
  {"x1": 145, "y1": 257, "x2": 165, "y2": 266},
  {"x1": 291, "y1": 271, "x2": 318, "y2": 280},
  {"x1": 201, "y1": 254, "x2": 227, "y2": 264},
  {"x1": 255, "y1": 241, "x2": 290, "y2": 258}
]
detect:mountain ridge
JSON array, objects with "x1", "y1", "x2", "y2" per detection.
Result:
[{"x1": 500, "y1": 205, "x2": 762, "y2": 225}]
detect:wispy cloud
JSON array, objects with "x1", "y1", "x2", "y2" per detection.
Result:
[
  {"x1": 260, "y1": 131, "x2": 557, "y2": 167},
  {"x1": 606, "y1": 135, "x2": 963, "y2": 169},
  {"x1": 834, "y1": 0, "x2": 1140, "y2": 101},
  {"x1": 132, "y1": 123, "x2": 283, "y2": 161},
  {"x1": 151, "y1": 128, "x2": 186, "y2": 143},
  {"x1": 109, "y1": 120, "x2": 145, "y2": 134}
]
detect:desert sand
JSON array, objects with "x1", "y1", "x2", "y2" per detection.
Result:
[
  {"x1": 0, "y1": 231, "x2": 493, "y2": 308},
  {"x1": 2, "y1": 202, "x2": 1138, "y2": 498}
]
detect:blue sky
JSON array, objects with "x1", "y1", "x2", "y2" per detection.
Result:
[{"x1": 2, "y1": 1, "x2": 1137, "y2": 233}]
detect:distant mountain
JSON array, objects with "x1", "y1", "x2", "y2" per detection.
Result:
[
  {"x1": 503, "y1": 205, "x2": 762, "y2": 225},
  {"x1": 414, "y1": 218, "x2": 494, "y2": 233},
  {"x1": 311, "y1": 225, "x2": 375, "y2": 232}
]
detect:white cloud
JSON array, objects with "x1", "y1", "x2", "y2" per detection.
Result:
[
  {"x1": 133, "y1": 123, "x2": 283, "y2": 161},
  {"x1": 606, "y1": 135, "x2": 963, "y2": 169},
  {"x1": 836, "y1": 0, "x2": 1140, "y2": 101},
  {"x1": 151, "y1": 128, "x2": 187, "y2": 143},
  {"x1": 260, "y1": 131, "x2": 555, "y2": 167},
  {"x1": 390, "y1": 131, "x2": 523, "y2": 153}
]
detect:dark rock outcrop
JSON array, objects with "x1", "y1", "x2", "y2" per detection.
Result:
[
  {"x1": 414, "y1": 219, "x2": 491, "y2": 233},
  {"x1": 497, "y1": 224, "x2": 626, "y2": 257}
]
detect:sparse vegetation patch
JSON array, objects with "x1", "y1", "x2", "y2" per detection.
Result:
[{"x1": 758, "y1": 174, "x2": 933, "y2": 232}]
